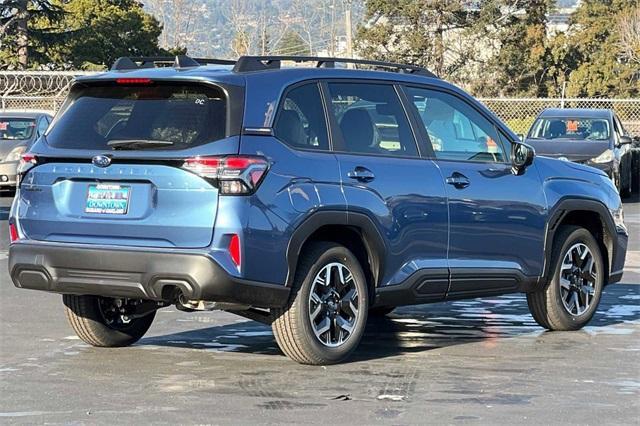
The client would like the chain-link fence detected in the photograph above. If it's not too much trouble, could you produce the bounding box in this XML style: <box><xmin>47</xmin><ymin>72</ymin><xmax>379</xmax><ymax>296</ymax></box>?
<box><xmin>0</xmin><ymin>71</ymin><xmax>93</xmax><ymax>113</ymax></box>
<box><xmin>2</xmin><ymin>71</ymin><xmax>639</xmax><ymax>136</ymax></box>
<box><xmin>479</xmin><ymin>98</ymin><xmax>640</xmax><ymax>136</ymax></box>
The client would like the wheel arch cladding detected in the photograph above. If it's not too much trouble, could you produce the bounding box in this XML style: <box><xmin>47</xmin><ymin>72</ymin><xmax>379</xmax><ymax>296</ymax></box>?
<box><xmin>545</xmin><ymin>198</ymin><xmax>616</xmax><ymax>284</ymax></box>
<box><xmin>285</xmin><ymin>211</ymin><xmax>386</xmax><ymax>298</ymax></box>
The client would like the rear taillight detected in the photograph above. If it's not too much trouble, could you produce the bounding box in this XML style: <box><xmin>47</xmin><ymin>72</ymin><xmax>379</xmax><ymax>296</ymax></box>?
<box><xmin>17</xmin><ymin>153</ymin><xmax>38</xmax><ymax>186</ymax></box>
<box><xmin>9</xmin><ymin>222</ymin><xmax>19</xmax><ymax>243</ymax></box>
<box><xmin>182</xmin><ymin>156</ymin><xmax>268</xmax><ymax>195</ymax></box>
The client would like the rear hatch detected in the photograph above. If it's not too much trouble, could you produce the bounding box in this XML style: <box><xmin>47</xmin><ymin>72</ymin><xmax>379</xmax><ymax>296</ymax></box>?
<box><xmin>15</xmin><ymin>79</ymin><xmax>243</xmax><ymax>248</ymax></box>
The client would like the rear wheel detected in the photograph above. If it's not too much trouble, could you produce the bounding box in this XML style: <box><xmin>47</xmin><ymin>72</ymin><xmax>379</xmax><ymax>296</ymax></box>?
<box><xmin>63</xmin><ymin>295</ymin><xmax>156</xmax><ymax>347</ymax></box>
<box><xmin>527</xmin><ymin>226</ymin><xmax>604</xmax><ymax>331</ymax></box>
<box><xmin>271</xmin><ymin>242</ymin><xmax>369</xmax><ymax>365</ymax></box>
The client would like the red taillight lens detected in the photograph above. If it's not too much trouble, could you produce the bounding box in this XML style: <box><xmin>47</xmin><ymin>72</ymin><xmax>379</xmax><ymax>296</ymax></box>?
<box><xmin>229</xmin><ymin>234</ymin><xmax>241</xmax><ymax>268</ymax></box>
<box><xmin>20</xmin><ymin>153</ymin><xmax>37</xmax><ymax>165</ymax></box>
<box><xmin>116</xmin><ymin>78</ymin><xmax>153</xmax><ymax>85</ymax></box>
<box><xmin>182</xmin><ymin>157</ymin><xmax>221</xmax><ymax>177</ymax></box>
<box><xmin>182</xmin><ymin>156</ymin><xmax>268</xmax><ymax>195</ymax></box>
<box><xmin>9</xmin><ymin>223</ymin><xmax>19</xmax><ymax>243</ymax></box>
<box><xmin>17</xmin><ymin>153</ymin><xmax>38</xmax><ymax>186</ymax></box>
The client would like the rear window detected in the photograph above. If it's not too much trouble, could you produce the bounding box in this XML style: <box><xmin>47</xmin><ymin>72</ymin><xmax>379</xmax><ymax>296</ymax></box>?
<box><xmin>528</xmin><ymin>117</ymin><xmax>610</xmax><ymax>141</ymax></box>
<box><xmin>47</xmin><ymin>83</ymin><xmax>227</xmax><ymax>150</ymax></box>
<box><xmin>0</xmin><ymin>118</ymin><xmax>36</xmax><ymax>140</ymax></box>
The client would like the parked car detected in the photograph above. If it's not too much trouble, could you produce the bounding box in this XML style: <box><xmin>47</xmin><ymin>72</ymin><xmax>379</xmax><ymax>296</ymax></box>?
<box><xmin>8</xmin><ymin>56</ymin><xmax>628</xmax><ymax>364</ymax></box>
<box><xmin>524</xmin><ymin>108</ymin><xmax>635</xmax><ymax>197</ymax></box>
<box><xmin>0</xmin><ymin>111</ymin><xmax>53</xmax><ymax>190</ymax></box>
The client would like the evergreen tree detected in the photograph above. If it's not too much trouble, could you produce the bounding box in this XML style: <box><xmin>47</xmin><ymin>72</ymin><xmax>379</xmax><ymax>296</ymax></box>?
<box><xmin>355</xmin><ymin>0</ymin><xmax>476</xmax><ymax>78</ymax></box>
<box><xmin>0</xmin><ymin>0</ymin><xmax>65</xmax><ymax>69</ymax></box>
<box><xmin>276</xmin><ymin>30</ymin><xmax>310</xmax><ymax>56</ymax></box>
<box><xmin>1</xmin><ymin>0</ymin><xmax>166</xmax><ymax>69</ymax></box>
<box><xmin>470</xmin><ymin>0</ymin><xmax>554</xmax><ymax>97</ymax></box>
<box><xmin>563</xmin><ymin>0</ymin><xmax>639</xmax><ymax>97</ymax></box>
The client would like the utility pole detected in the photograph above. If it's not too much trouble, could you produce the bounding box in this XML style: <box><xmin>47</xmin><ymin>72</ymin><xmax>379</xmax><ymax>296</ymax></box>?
<box><xmin>330</xmin><ymin>0</ymin><xmax>336</xmax><ymax>56</ymax></box>
<box><xmin>344</xmin><ymin>0</ymin><xmax>353</xmax><ymax>58</ymax></box>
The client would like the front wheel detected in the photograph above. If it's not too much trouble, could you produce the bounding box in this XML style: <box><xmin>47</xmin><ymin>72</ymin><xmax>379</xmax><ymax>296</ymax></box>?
<box><xmin>527</xmin><ymin>226</ymin><xmax>604</xmax><ymax>331</ymax></box>
<box><xmin>271</xmin><ymin>242</ymin><xmax>369</xmax><ymax>365</ymax></box>
<box><xmin>63</xmin><ymin>295</ymin><xmax>156</xmax><ymax>347</ymax></box>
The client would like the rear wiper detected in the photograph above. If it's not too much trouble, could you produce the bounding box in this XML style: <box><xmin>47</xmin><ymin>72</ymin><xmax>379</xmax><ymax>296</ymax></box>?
<box><xmin>107</xmin><ymin>139</ymin><xmax>174</xmax><ymax>150</ymax></box>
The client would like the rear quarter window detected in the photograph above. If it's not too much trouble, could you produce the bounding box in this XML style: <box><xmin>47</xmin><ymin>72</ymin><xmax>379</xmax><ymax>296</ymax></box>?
<box><xmin>47</xmin><ymin>83</ymin><xmax>228</xmax><ymax>150</ymax></box>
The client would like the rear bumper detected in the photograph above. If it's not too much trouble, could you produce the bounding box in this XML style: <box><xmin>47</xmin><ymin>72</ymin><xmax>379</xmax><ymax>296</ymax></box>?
<box><xmin>8</xmin><ymin>242</ymin><xmax>290</xmax><ymax>308</ymax></box>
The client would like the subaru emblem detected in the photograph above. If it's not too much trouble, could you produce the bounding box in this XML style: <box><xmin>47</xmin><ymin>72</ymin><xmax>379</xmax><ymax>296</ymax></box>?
<box><xmin>92</xmin><ymin>155</ymin><xmax>111</xmax><ymax>168</ymax></box>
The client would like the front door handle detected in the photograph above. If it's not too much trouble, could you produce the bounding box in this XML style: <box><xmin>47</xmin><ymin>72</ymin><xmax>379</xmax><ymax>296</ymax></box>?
<box><xmin>347</xmin><ymin>166</ymin><xmax>375</xmax><ymax>183</ymax></box>
<box><xmin>446</xmin><ymin>172</ymin><xmax>470</xmax><ymax>189</ymax></box>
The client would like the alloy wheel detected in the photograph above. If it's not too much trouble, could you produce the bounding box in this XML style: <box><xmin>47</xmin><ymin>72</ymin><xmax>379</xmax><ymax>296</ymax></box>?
<box><xmin>308</xmin><ymin>262</ymin><xmax>360</xmax><ymax>347</ymax></box>
<box><xmin>559</xmin><ymin>243</ymin><xmax>598</xmax><ymax>316</ymax></box>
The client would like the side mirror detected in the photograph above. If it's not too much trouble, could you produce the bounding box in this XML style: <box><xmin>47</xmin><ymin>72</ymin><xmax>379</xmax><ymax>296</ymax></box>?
<box><xmin>618</xmin><ymin>135</ymin><xmax>632</xmax><ymax>146</ymax></box>
<box><xmin>511</xmin><ymin>143</ymin><xmax>535</xmax><ymax>175</ymax></box>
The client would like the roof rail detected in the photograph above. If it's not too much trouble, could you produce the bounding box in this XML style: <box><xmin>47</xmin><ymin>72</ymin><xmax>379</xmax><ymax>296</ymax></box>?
<box><xmin>111</xmin><ymin>55</ymin><xmax>236</xmax><ymax>71</ymax></box>
<box><xmin>232</xmin><ymin>55</ymin><xmax>437</xmax><ymax>78</ymax></box>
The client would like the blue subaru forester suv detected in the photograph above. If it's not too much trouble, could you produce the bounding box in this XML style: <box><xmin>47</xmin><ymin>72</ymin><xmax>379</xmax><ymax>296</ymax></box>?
<box><xmin>8</xmin><ymin>56</ymin><xmax>628</xmax><ymax>364</ymax></box>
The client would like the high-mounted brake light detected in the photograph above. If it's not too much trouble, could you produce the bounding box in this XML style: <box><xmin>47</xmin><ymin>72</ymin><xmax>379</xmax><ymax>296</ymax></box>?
<box><xmin>115</xmin><ymin>78</ymin><xmax>153</xmax><ymax>85</ymax></box>
<box><xmin>182</xmin><ymin>156</ymin><xmax>269</xmax><ymax>195</ymax></box>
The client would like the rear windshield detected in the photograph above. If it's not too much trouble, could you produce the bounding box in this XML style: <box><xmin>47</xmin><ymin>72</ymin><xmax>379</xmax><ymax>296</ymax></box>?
<box><xmin>46</xmin><ymin>83</ymin><xmax>227</xmax><ymax>150</ymax></box>
<box><xmin>528</xmin><ymin>117</ymin><xmax>610</xmax><ymax>141</ymax></box>
<box><xmin>0</xmin><ymin>118</ymin><xmax>36</xmax><ymax>140</ymax></box>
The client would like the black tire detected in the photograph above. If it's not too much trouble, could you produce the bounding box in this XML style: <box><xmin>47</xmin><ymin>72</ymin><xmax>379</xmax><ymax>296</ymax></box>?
<box><xmin>271</xmin><ymin>242</ymin><xmax>369</xmax><ymax>365</ymax></box>
<box><xmin>369</xmin><ymin>306</ymin><xmax>395</xmax><ymax>317</ymax></box>
<box><xmin>63</xmin><ymin>295</ymin><xmax>156</xmax><ymax>347</ymax></box>
<box><xmin>620</xmin><ymin>161</ymin><xmax>632</xmax><ymax>198</ymax></box>
<box><xmin>527</xmin><ymin>226</ymin><xmax>604</xmax><ymax>331</ymax></box>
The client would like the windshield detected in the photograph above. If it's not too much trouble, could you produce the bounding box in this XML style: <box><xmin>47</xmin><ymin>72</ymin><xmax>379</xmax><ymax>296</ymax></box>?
<box><xmin>0</xmin><ymin>118</ymin><xmax>36</xmax><ymax>140</ymax></box>
<box><xmin>47</xmin><ymin>83</ymin><xmax>227</xmax><ymax>150</ymax></box>
<box><xmin>528</xmin><ymin>117</ymin><xmax>610</xmax><ymax>141</ymax></box>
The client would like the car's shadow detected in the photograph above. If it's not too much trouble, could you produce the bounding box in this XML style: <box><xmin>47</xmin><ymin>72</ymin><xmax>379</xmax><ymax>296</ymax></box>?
<box><xmin>139</xmin><ymin>283</ymin><xmax>640</xmax><ymax>362</ymax></box>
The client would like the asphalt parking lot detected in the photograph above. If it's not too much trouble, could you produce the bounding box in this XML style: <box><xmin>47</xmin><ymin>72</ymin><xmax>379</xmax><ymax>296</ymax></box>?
<box><xmin>0</xmin><ymin>192</ymin><xmax>638</xmax><ymax>425</ymax></box>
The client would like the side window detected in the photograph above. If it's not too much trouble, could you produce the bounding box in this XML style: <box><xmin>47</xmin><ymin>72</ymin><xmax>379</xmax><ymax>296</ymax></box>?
<box><xmin>405</xmin><ymin>86</ymin><xmax>506</xmax><ymax>162</ymax></box>
<box><xmin>274</xmin><ymin>83</ymin><xmax>329</xmax><ymax>151</ymax></box>
<box><xmin>326</xmin><ymin>83</ymin><xmax>418</xmax><ymax>157</ymax></box>
<box><xmin>613</xmin><ymin>115</ymin><xmax>627</xmax><ymax>137</ymax></box>
<box><xmin>37</xmin><ymin>118</ymin><xmax>49</xmax><ymax>137</ymax></box>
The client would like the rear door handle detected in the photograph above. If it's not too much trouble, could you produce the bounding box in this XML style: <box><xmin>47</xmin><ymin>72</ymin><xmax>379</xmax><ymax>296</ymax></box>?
<box><xmin>347</xmin><ymin>167</ymin><xmax>375</xmax><ymax>183</ymax></box>
<box><xmin>446</xmin><ymin>172</ymin><xmax>470</xmax><ymax>189</ymax></box>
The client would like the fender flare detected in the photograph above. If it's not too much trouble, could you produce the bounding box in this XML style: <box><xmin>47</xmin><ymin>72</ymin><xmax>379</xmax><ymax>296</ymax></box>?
<box><xmin>541</xmin><ymin>197</ymin><xmax>617</xmax><ymax>283</ymax></box>
<box><xmin>285</xmin><ymin>210</ymin><xmax>387</xmax><ymax>287</ymax></box>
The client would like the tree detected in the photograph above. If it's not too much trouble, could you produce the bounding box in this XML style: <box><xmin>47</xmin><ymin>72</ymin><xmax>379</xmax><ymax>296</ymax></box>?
<box><xmin>276</xmin><ymin>29</ymin><xmax>310</xmax><ymax>56</ymax></box>
<box><xmin>617</xmin><ymin>6</ymin><xmax>640</xmax><ymax>65</ymax></box>
<box><xmin>1</xmin><ymin>0</ymin><xmax>166</xmax><ymax>69</ymax></box>
<box><xmin>62</xmin><ymin>0</ymin><xmax>164</xmax><ymax>68</ymax></box>
<box><xmin>465</xmin><ymin>0</ymin><xmax>555</xmax><ymax>97</ymax></box>
<box><xmin>562</xmin><ymin>0</ymin><xmax>639</xmax><ymax>97</ymax></box>
<box><xmin>355</xmin><ymin>0</ymin><xmax>477</xmax><ymax>78</ymax></box>
<box><xmin>0</xmin><ymin>0</ymin><xmax>65</xmax><ymax>69</ymax></box>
